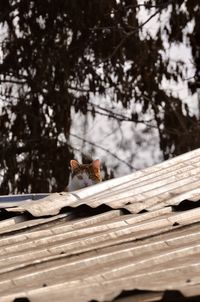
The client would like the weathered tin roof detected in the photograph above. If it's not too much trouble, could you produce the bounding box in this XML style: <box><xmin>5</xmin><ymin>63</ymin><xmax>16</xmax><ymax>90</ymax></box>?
<box><xmin>0</xmin><ymin>148</ymin><xmax>200</xmax><ymax>301</ymax></box>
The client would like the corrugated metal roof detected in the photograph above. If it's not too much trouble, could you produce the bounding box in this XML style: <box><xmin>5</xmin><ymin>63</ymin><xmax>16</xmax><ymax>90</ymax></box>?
<box><xmin>0</xmin><ymin>148</ymin><xmax>200</xmax><ymax>301</ymax></box>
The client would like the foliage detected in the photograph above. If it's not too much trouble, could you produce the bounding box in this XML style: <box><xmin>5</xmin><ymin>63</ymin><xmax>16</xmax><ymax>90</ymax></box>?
<box><xmin>0</xmin><ymin>0</ymin><xmax>199</xmax><ymax>193</ymax></box>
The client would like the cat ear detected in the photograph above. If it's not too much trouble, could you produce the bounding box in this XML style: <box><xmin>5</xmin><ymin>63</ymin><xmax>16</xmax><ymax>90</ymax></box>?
<box><xmin>70</xmin><ymin>160</ymin><xmax>80</xmax><ymax>171</ymax></box>
<box><xmin>92</xmin><ymin>159</ymin><xmax>100</xmax><ymax>170</ymax></box>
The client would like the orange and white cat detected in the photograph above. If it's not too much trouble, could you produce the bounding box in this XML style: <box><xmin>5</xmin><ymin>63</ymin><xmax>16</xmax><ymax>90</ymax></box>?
<box><xmin>67</xmin><ymin>159</ymin><xmax>102</xmax><ymax>192</ymax></box>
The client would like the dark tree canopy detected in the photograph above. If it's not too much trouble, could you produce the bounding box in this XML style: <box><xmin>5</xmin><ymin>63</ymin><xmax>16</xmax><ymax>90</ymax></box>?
<box><xmin>0</xmin><ymin>0</ymin><xmax>199</xmax><ymax>194</ymax></box>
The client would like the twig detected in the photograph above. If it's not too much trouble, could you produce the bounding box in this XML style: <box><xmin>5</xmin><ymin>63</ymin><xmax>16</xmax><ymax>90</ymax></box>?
<box><xmin>0</xmin><ymin>79</ymin><xmax>26</xmax><ymax>85</ymax></box>
<box><xmin>100</xmin><ymin>1</ymin><xmax>172</xmax><ymax>64</ymax></box>
<box><xmin>70</xmin><ymin>132</ymin><xmax>136</xmax><ymax>170</ymax></box>
<box><xmin>88</xmin><ymin>102</ymin><xmax>156</xmax><ymax>128</ymax></box>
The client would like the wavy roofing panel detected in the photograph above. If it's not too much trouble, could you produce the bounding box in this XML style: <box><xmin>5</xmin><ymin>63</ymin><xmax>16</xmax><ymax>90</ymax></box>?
<box><xmin>0</xmin><ymin>148</ymin><xmax>200</xmax><ymax>301</ymax></box>
<box><xmin>0</xmin><ymin>207</ymin><xmax>199</xmax><ymax>301</ymax></box>
<box><xmin>2</xmin><ymin>148</ymin><xmax>200</xmax><ymax>216</ymax></box>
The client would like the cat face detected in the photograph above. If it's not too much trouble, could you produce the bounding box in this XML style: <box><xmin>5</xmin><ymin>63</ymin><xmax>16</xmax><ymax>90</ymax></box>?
<box><xmin>67</xmin><ymin>159</ymin><xmax>102</xmax><ymax>191</ymax></box>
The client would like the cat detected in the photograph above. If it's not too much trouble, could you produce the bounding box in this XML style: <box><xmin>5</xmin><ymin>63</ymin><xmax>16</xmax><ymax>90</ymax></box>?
<box><xmin>66</xmin><ymin>159</ymin><xmax>102</xmax><ymax>192</ymax></box>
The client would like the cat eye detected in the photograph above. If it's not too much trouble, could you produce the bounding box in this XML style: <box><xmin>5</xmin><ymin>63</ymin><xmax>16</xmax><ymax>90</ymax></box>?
<box><xmin>77</xmin><ymin>175</ymin><xmax>83</xmax><ymax>180</ymax></box>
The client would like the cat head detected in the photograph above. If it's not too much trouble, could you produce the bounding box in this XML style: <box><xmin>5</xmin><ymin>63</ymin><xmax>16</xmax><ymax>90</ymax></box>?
<box><xmin>68</xmin><ymin>159</ymin><xmax>102</xmax><ymax>191</ymax></box>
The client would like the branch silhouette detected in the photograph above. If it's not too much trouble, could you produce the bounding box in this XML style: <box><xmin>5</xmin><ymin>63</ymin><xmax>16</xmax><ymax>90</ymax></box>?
<box><xmin>70</xmin><ymin>133</ymin><xmax>136</xmax><ymax>170</ymax></box>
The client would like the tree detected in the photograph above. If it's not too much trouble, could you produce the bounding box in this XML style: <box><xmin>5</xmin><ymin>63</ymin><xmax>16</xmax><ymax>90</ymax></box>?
<box><xmin>0</xmin><ymin>0</ymin><xmax>199</xmax><ymax>194</ymax></box>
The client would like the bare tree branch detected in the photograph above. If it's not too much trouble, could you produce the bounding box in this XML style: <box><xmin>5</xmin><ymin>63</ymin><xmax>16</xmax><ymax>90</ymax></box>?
<box><xmin>70</xmin><ymin>132</ymin><xmax>136</xmax><ymax>170</ymax></box>
<box><xmin>88</xmin><ymin>102</ymin><xmax>156</xmax><ymax>128</ymax></box>
<box><xmin>100</xmin><ymin>1</ymin><xmax>172</xmax><ymax>63</ymax></box>
<box><xmin>0</xmin><ymin>79</ymin><xmax>26</xmax><ymax>85</ymax></box>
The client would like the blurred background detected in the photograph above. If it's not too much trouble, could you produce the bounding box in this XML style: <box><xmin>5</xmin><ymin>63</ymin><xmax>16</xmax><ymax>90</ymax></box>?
<box><xmin>0</xmin><ymin>0</ymin><xmax>199</xmax><ymax>194</ymax></box>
